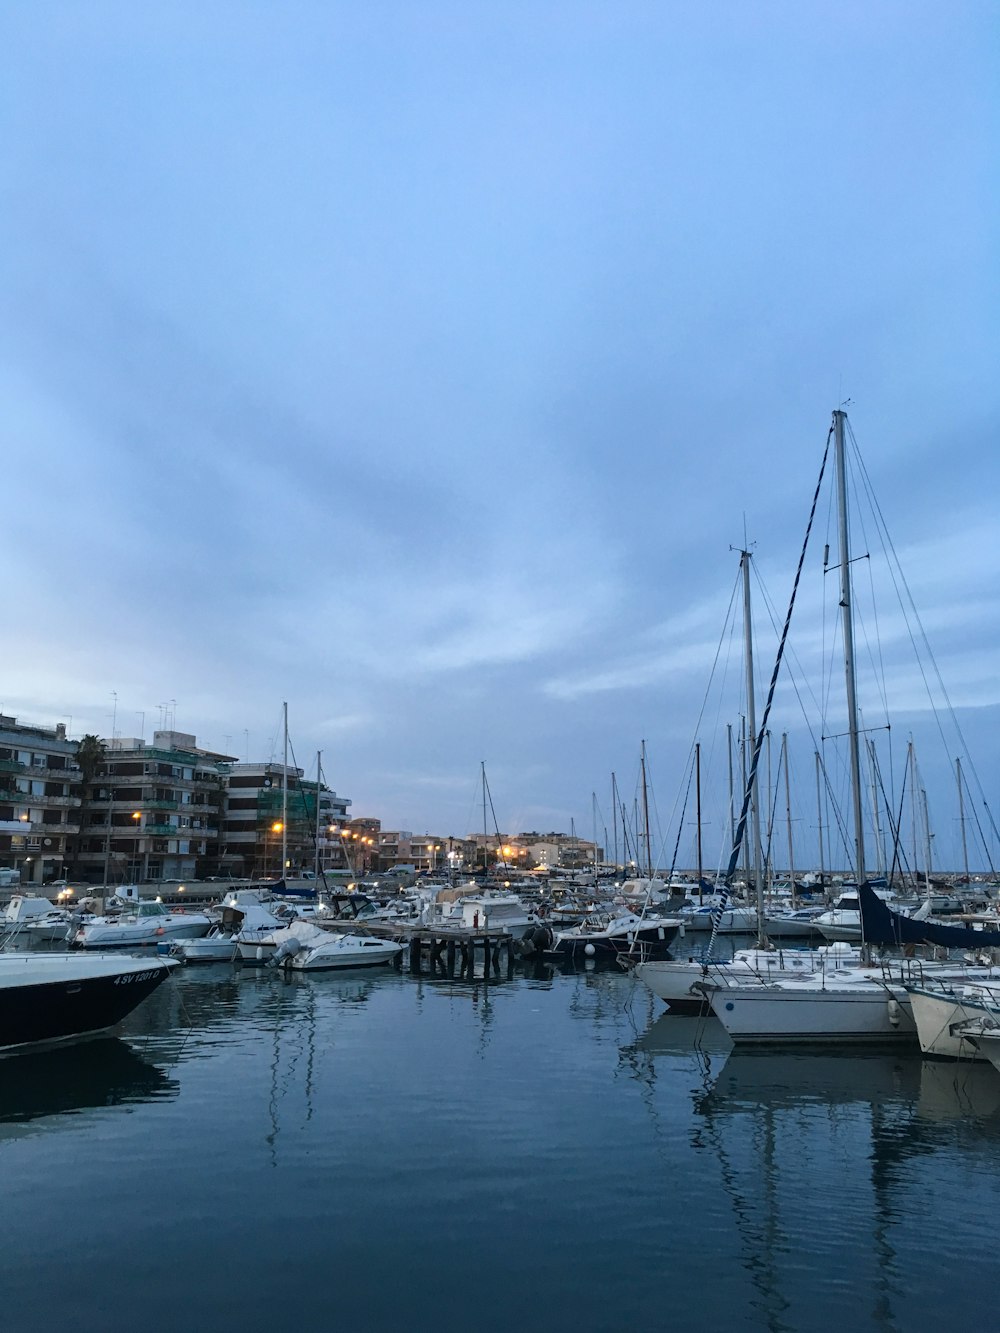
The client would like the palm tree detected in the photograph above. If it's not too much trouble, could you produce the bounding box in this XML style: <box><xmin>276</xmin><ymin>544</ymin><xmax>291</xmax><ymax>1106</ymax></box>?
<box><xmin>69</xmin><ymin>735</ymin><xmax>106</xmax><ymax>880</ymax></box>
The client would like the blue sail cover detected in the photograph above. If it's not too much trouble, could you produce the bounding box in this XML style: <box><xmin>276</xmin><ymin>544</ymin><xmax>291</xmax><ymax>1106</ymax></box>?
<box><xmin>858</xmin><ymin>881</ymin><xmax>1000</xmax><ymax>949</ymax></box>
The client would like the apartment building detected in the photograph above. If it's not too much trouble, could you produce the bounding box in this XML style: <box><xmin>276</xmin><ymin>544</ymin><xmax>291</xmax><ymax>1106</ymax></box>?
<box><xmin>74</xmin><ymin>730</ymin><xmax>233</xmax><ymax>884</ymax></box>
<box><xmin>0</xmin><ymin>715</ymin><xmax>81</xmax><ymax>885</ymax></box>
<box><xmin>222</xmin><ymin>764</ymin><xmax>352</xmax><ymax>878</ymax></box>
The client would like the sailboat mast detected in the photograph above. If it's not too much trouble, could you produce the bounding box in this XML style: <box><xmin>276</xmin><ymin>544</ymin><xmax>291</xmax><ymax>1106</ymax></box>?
<box><xmin>727</xmin><ymin>723</ymin><xmax>735</xmax><ymax>853</ymax></box>
<box><xmin>592</xmin><ymin>791</ymin><xmax>599</xmax><ymax>885</ymax></box>
<box><xmin>833</xmin><ymin>409</ymin><xmax>866</xmax><ymax>884</ymax></box>
<box><xmin>640</xmin><ymin>741</ymin><xmax>653</xmax><ymax>879</ymax></box>
<box><xmin>908</xmin><ymin>740</ymin><xmax>920</xmax><ymax>889</ymax></box>
<box><xmin>921</xmin><ymin>787</ymin><xmax>933</xmax><ymax>891</ymax></box>
<box><xmin>815</xmin><ymin>750</ymin><xmax>826</xmax><ymax>887</ymax></box>
<box><xmin>868</xmin><ymin>739</ymin><xmax>884</xmax><ymax>881</ymax></box>
<box><xmin>281</xmin><ymin>701</ymin><xmax>288</xmax><ymax>878</ymax></box>
<box><xmin>481</xmin><ymin>761</ymin><xmax>487</xmax><ymax>876</ymax></box>
<box><xmin>611</xmin><ymin>772</ymin><xmax>619</xmax><ymax>871</ymax></box>
<box><xmin>957</xmin><ymin>757</ymin><xmax>970</xmax><ymax>885</ymax></box>
<box><xmin>314</xmin><ymin>750</ymin><xmax>322</xmax><ymax>880</ymax></box>
<box><xmin>695</xmin><ymin>741</ymin><xmax>704</xmax><ymax>904</ymax></box>
<box><xmin>782</xmin><ymin>733</ymin><xmax>795</xmax><ymax>907</ymax></box>
<box><xmin>740</xmin><ymin>549</ymin><xmax>765</xmax><ymax>924</ymax></box>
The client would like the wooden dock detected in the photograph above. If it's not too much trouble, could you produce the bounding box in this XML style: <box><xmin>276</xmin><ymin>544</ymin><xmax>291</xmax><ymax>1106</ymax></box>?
<box><xmin>339</xmin><ymin>921</ymin><xmax>518</xmax><ymax>979</ymax></box>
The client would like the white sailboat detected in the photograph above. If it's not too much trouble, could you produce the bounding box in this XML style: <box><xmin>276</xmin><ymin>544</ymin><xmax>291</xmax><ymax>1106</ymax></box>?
<box><xmin>707</xmin><ymin>411</ymin><xmax>994</xmax><ymax>1045</ymax></box>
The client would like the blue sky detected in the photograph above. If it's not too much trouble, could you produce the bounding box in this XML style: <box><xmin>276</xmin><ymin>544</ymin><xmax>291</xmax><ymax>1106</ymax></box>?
<box><xmin>2</xmin><ymin>2</ymin><xmax>998</xmax><ymax>868</ymax></box>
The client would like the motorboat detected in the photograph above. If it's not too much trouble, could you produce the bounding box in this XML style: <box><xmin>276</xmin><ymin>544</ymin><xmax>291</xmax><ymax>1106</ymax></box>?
<box><xmin>814</xmin><ymin>888</ymin><xmax>926</xmax><ymax>943</ymax></box>
<box><xmin>430</xmin><ymin>891</ymin><xmax>540</xmax><ymax>937</ymax></box>
<box><xmin>675</xmin><ymin>897</ymin><xmax>758</xmax><ymax>934</ymax></box>
<box><xmin>3</xmin><ymin>894</ymin><xmax>74</xmax><ymax>942</ymax></box>
<box><xmin>549</xmin><ymin>911</ymin><xmax>682</xmax><ymax>961</ymax></box>
<box><xmin>74</xmin><ymin>897</ymin><xmax>212</xmax><ymax>949</ymax></box>
<box><xmin>169</xmin><ymin>902</ymin><xmax>285</xmax><ymax>964</ymax></box>
<box><xmin>236</xmin><ymin>920</ymin><xmax>330</xmax><ymax>966</ymax></box>
<box><xmin>0</xmin><ymin>952</ymin><xmax>178</xmax><ymax>1052</ymax></box>
<box><xmin>762</xmin><ymin>905</ymin><xmax>826</xmax><ymax>940</ymax></box>
<box><xmin>273</xmin><ymin>932</ymin><xmax>404</xmax><ymax>972</ymax></box>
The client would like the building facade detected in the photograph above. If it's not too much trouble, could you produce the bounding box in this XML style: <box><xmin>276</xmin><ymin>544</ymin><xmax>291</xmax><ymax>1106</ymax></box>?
<box><xmin>0</xmin><ymin>716</ymin><xmax>81</xmax><ymax>885</ymax></box>
<box><xmin>72</xmin><ymin>731</ymin><xmax>233</xmax><ymax>884</ymax></box>
<box><xmin>222</xmin><ymin>764</ymin><xmax>352</xmax><ymax>878</ymax></box>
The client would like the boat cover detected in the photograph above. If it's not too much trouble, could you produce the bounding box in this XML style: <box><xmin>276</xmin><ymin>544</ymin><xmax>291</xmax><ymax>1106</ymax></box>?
<box><xmin>858</xmin><ymin>881</ymin><xmax>1000</xmax><ymax>949</ymax></box>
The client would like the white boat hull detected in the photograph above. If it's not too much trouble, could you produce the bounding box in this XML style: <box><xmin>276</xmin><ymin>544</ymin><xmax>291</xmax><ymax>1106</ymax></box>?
<box><xmin>636</xmin><ymin>947</ymin><xmax>860</xmax><ymax>1011</ymax></box>
<box><xmin>679</xmin><ymin>908</ymin><xmax>758</xmax><ymax>934</ymax></box>
<box><xmin>289</xmin><ymin>936</ymin><xmax>404</xmax><ymax>971</ymax></box>
<box><xmin>169</xmin><ymin>938</ymin><xmax>239</xmax><ymax>963</ymax></box>
<box><xmin>78</xmin><ymin>917</ymin><xmax>210</xmax><ymax>948</ymax></box>
<box><xmin>906</xmin><ymin>987</ymin><xmax>998</xmax><ymax>1062</ymax></box>
<box><xmin>708</xmin><ymin>982</ymin><xmax>917</xmax><ymax>1044</ymax></box>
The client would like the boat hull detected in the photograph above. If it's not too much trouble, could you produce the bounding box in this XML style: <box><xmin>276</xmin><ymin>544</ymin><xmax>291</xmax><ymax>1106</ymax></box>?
<box><xmin>0</xmin><ymin>957</ymin><xmax>176</xmax><ymax>1051</ymax></box>
<box><xmin>708</xmin><ymin>983</ymin><xmax>917</xmax><ymax>1045</ymax></box>
<box><xmin>289</xmin><ymin>941</ymin><xmax>404</xmax><ymax>971</ymax></box>
<box><xmin>906</xmin><ymin>987</ymin><xmax>997</xmax><ymax>1062</ymax></box>
<box><xmin>552</xmin><ymin>920</ymin><xmax>681</xmax><ymax>960</ymax></box>
<box><xmin>77</xmin><ymin>917</ymin><xmax>210</xmax><ymax>948</ymax></box>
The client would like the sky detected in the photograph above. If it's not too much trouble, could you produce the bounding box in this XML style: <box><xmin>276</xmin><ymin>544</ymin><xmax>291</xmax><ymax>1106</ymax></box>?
<box><xmin>2</xmin><ymin>2</ymin><xmax>998</xmax><ymax>869</ymax></box>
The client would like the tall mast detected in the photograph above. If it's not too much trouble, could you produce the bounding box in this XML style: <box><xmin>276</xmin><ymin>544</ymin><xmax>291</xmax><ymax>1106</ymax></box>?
<box><xmin>726</xmin><ymin>723</ymin><xmax>735</xmax><ymax>855</ymax></box>
<box><xmin>868</xmin><ymin>739</ymin><xmax>884</xmax><ymax>880</ymax></box>
<box><xmin>611</xmin><ymin>772</ymin><xmax>619</xmax><ymax>871</ymax></box>
<box><xmin>314</xmin><ymin>750</ymin><xmax>322</xmax><ymax>880</ymax></box>
<box><xmin>481</xmin><ymin>760</ymin><xmax>487</xmax><ymax>876</ymax></box>
<box><xmin>782</xmin><ymin>733</ymin><xmax>795</xmax><ymax>907</ymax></box>
<box><xmin>921</xmin><ymin>787</ymin><xmax>933</xmax><ymax>892</ymax></box>
<box><xmin>592</xmin><ymin>791</ymin><xmax>599</xmax><ymax>886</ymax></box>
<box><xmin>833</xmin><ymin>409</ymin><xmax>866</xmax><ymax>884</ymax></box>
<box><xmin>640</xmin><ymin>740</ymin><xmax>653</xmax><ymax>879</ymax></box>
<box><xmin>740</xmin><ymin>549</ymin><xmax>765</xmax><ymax>929</ymax></box>
<box><xmin>957</xmin><ymin>757</ymin><xmax>970</xmax><ymax>885</ymax></box>
<box><xmin>908</xmin><ymin>740</ymin><xmax>920</xmax><ymax>889</ymax></box>
<box><xmin>814</xmin><ymin>750</ymin><xmax>826</xmax><ymax>888</ymax></box>
<box><xmin>281</xmin><ymin>701</ymin><xmax>288</xmax><ymax>879</ymax></box>
<box><xmin>695</xmin><ymin>742</ymin><xmax>704</xmax><ymax>904</ymax></box>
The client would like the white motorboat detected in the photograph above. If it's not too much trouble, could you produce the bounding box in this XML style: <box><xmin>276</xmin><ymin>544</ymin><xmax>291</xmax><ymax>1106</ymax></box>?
<box><xmin>814</xmin><ymin>888</ymin><xmax>925</xmax><ymax>943</ymax></box>
<box><xmin>2</xmin><ymin>894</ymin><xmax>73</xmax><ymax>942</ymax></box>
<box><xmin>280</xmin><ymin>932</ymin><xmax>404</xmax><ymax>971</ymax></box>
<box><xmin>236</xmin><ymin>920</ymin><xmax>330</xmax><ymax>965</ymax></box>
<box><xmin>169</xmin><ymin>903</ymin><xmax>285</xmax><ymax>964</ymax></box>
<box><xmin>676</xmin><ymin>898</ymin><xmax>758</xmax><ymax>934</ymax></box>
<box><xmin>430</xmin><ymin>892</ymin><xmax>540</xmax><ymax>937</ymax></box>
<box><xmin>0</xmin><ymin>952</ymin><xmax>178</xmax><ymax>1051</ymax></box>
<box><xmin>75</xmin><ymin>898</ymin><xmax>212</xmax><ymax>949</ymax></box>
<box><xmin>762</xmin><ymin>905</ymin><xmax>826</xmax><ymax>940</ymax></box>
<box><xmin>550</xmin><ymin>911</ymin><xmax>682</xmax><ymax>961</ymax></box>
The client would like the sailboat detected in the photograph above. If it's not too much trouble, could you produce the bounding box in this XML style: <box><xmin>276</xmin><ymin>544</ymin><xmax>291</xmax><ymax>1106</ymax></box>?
<box><xmin>707</xmin><ymin>411</ymin><xmax>999</xmax><ymax>1044</ymax></box>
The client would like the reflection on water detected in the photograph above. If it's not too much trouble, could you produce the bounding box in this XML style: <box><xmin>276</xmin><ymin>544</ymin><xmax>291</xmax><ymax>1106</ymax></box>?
<box><xmin>3</xmin><ymin>965</ymin><xmax>1000</xmax><ymax>1333</ymax></box>
<box><xmin>0</xmin><ymin>1037</ymin><xmax>177</xmax><ymax>1137</ymax></box>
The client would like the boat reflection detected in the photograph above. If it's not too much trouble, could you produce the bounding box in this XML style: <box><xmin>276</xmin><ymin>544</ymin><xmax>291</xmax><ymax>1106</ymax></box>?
<box><xmin>0</xmin><ymin>1037</ymin><xmax>177</xmax><ymax>1138</ymax></box>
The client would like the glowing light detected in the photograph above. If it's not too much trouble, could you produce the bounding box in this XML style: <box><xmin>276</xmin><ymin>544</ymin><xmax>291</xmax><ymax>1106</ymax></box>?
<box><xmin>271</xmin><ymin>822</ymin><xmax>284</xmax><ymax>833</ymax></box>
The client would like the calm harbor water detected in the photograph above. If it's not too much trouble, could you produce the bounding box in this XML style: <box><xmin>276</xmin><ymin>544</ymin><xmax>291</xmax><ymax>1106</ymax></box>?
<box><xmin>4</xmin><ymin>961</ymin><xmax>1000</xmax><ymax>1332</ymax></box>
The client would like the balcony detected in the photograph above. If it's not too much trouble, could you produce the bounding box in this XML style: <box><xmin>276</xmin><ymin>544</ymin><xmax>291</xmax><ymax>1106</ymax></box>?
<box><xmin>143</xmin><ymin>799</ymin><xmax>179</xmax><ymax>811</ymax></box>
<box><xmin>143</xmin><ymin>823</ymin><xmax>177</xmax><ymax>836</ymax></box>
<box><xmin>0</xmin><ymin>758</ymin><xmax>25</xmax><ymax>774</ymax></box>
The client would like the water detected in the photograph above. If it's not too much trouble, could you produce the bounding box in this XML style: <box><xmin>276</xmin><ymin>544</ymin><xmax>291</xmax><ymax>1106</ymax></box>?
<box><xmin>3</xmin><ymin>961</ymin><xmax>999</xmax><ymax>1332</ymax></box>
